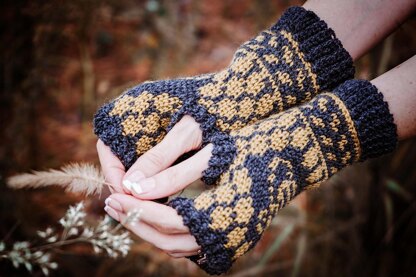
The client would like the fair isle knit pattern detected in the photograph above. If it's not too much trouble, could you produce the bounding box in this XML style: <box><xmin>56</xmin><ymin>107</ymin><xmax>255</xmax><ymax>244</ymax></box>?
<box><xmin>93</xmin><ymin>7</ymin><xmax>354</xmax><ymax>174</ymax></box>
<box><xmin>169</xmin><ymin>80</ymin><xmax>398</xmax><ymax>275</ymax></box>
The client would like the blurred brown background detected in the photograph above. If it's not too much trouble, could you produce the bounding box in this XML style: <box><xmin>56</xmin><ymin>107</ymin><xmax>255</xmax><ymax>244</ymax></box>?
<box><xmin>1</xmin><ymin>0</ymin><xmax>416</xmax><ymax>276</ymax></box>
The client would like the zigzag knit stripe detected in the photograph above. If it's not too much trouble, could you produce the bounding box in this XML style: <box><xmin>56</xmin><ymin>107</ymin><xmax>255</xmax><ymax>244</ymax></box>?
<box><xmin>169</xmin><ymin>80</ymin><xmax>397</xmax><ymax>275</ymax></box>
<box><xmin>93</xmin><ymin>6</ymin><xmax>354</xmax><ymax>175</ymax></box>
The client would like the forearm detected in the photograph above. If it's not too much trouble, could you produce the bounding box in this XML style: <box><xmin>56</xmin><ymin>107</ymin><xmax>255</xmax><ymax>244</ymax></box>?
<box><xmin>303</xmin><ymin>0</ymin><xmax>416</xmax><ymax>60</ymax></box>
<box><xmin>372</xmin><ymin>55</ymin><xmax>416</xmax><ymax>140</ymax></box>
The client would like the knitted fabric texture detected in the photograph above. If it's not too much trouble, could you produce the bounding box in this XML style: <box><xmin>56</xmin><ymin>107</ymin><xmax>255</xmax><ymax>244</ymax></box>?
<box><xmin>169</xmin><ymin>80</ymin><xmax>397</xmax><ymax>275</ymax></box>
<box><xmin>93</xmin><ymin>6</ymin><xmax>354</xmax><ymax>175</ymax></box>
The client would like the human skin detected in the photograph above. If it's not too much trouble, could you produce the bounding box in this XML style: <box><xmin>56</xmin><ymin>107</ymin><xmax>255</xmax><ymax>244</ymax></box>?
<box><xmin>98</xmin><ymin>1</ymin><xmax>416</xmax><ymax>258</ymax></box>
<box><xmin>303</xmin><ymin>0</ymin><xmax>416</xmax><ymax>60</ymax></box>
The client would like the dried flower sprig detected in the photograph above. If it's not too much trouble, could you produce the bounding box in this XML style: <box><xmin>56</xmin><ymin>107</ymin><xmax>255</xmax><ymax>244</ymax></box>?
<box><xmin>6</xmin><ymin>163</ymin><xmax>114</xmax><ymax>196</ymax></box>
<box><xmin>0</xmin><ymin>241</ymin><xmax>57</xmax><ymax>275</ymax></box>
<box><xmin>0</xmin><ymin>202</ymin><xmax>141</xmax><ymax>275</ymax></box>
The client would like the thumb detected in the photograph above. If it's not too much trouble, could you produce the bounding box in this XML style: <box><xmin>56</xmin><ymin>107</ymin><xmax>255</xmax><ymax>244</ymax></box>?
<box><xmin>126</xmin><ymin>144</ymin><xmax>212</xmax><ymax>200</ymax></box>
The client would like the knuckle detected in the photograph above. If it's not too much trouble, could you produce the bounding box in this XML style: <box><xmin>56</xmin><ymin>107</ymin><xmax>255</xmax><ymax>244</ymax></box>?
<box><xmin>153</xmin><ymin>218</ymin><xmax>171</xmax><ymax>233</ymax></box>
<box><xmin>157</xmin><ymin>241</ymin><xmax>175</xmax><ymax>252</ymax></box>
<box><xmin>175</xmin><ymin>116</ymin><xmax>200</xmax><ymax>134</ymax></box>
<box><xmin>167</xmin><ymin>116</ymin><xmax>202</xmax><ymax>151</ymax></box>
<box><xmin>180</xmin><ymin>115</ymin><xmax>197</xmax><ymax>126</ymax></box>
<box><xmin>167</xmin><ymin>253</ymin><xmax>182</xmax><ymax>259</ymax></box>
<box><xmin>144</xmin><ymin>149</ymin><xmax>166</xmax><ymax>168</ymax></box>
<box><xmin>165</xmin><ymin>167</ymin><xmax>178</xmax><ymax>187</ymax></box>
<box><xmin>189</xmin><ymin>129</ymin><xmax>203</xmax><ymax>149</ymax></box>
<box><xmin>155</xmin><ymin>223</ymin><xmax>179</xmax><ymax>234</ymax></box>
<box><xmin>183</xmin><ymin>117</ymin><xmax>201</xmax><ymax>134</ymax></box>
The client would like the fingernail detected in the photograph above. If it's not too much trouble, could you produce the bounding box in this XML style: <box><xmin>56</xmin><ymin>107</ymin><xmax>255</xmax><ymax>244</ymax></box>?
<box><xmin>131</xmin><ymin>178</ymin><xmax>156</xmax><ymax>195</ymax></box>
<box><xmin>123</xmin><ymin>171</ymin><xmax>146</xmax><ymax>192</ymax></box>
<box><xmin>104</xmin><ymin>205</ymin><xmax>119</xmax><ymax>221</ymax></box>
<box><xmin>122</xmin><ymin>180</ymin><xmax>133</xmax><ymax>192</ymax></box>
<box><xmin>105</xmin><ymin>197</ymin><xmax>123</xmax><ymax>212</ymax></box>
<box><xmin>104</xmin><ymin>197</ymin><xmax>111</xmax><ymax>206</ymax></box>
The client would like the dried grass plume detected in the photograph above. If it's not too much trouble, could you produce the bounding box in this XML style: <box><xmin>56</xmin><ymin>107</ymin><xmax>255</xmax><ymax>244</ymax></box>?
<box><xmin>7</xmin><ymin>163</ymin><xmax>113</xmax><ymax>196</ymax></box>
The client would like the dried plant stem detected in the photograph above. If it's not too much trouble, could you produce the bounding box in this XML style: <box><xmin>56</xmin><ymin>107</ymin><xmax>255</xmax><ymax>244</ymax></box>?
<box><xmin>0</xmin><ymin>202</ymin><xmax>140</xmax><ymax>275</ymax></box>
<box><xmin>32</xmin><ymin>238</ymin><xmax>89</xmax><ymax>252</ymax></box>
<box><xmin>37</xmin><ymin>216</ymin><xmax>134</xmax><ymax>252</ymax></box>
<box><xmin>7</xmin><ymin>163</ymin><xmax>115</xmax><ymax>196</ymax></box>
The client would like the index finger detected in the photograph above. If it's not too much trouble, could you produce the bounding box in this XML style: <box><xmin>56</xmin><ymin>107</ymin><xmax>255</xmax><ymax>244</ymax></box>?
<box><xmin>108</xmin><ymin>193</ymin><xmax>189</xmax><ymax>234</ymax></box>
<box><xmin>96</xmin><ymin>139</ymin><xmax>126</xmax><ymax>193</ymax></box>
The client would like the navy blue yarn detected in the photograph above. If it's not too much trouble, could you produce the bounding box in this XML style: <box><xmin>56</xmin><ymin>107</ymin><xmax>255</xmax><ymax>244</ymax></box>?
<box><xmin>169</xmin><ymin>79</ymin><xmax>398</xmax><ymax>275</ymax></box>
<box><xmin>164</xmin><ymin>78</ymin><xmax>238</xmax><ymax>185</ymax></box>
<box><xmin>169</xmin><ymin>197</ymin><xmax>234</xmax><ymax>275</ymax></box>
<box><xmin>94</xmin><ymin>6</ymin><xmax>354</xmax><ymax>176</ymax></box>
<box><xmin>94</xmin><ymin>76</ymin><xmax>210</xmax><ymax>169</ymax></box>
<box><xmin>302</xmin><ymin>94</ymin><xmax>359</xmax><ymax>173</ymax></box>
<box><xmin>275</xmin><ymin>7</ymin><xmax>355</xmax><ymax>90</ymax></box>
<box><xmin>93</xmin><ymin>102</ymin><xmax>139</xmax><ymax>168</ymax></box>
<box><xmin>333</xmin><ymin>80</ymin><xmax>398</xmax><ymax>160</ymax></box>
<box><xmin>94</xmin><ymin>8</ymin><xmax>359</xmax><ymax>272</ymax></box>
<box><xmin>168</xmin><ymin>6</ymin><xmax>355</xmax><ymax>184</ymax></box>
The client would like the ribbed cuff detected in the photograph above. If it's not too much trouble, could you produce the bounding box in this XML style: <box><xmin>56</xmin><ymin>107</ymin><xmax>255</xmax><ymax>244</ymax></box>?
<box><xmin>168</xmin><ymin>197</ymin><xmax>234</xmax><ymax>275</ymax></box>
<box><xmin>184</xmin><ymin>6</ymin><xmax>356</xmax><ymax>184</ymax></box>
<box><xmin>274</xmin><ymin>6</ymin><xmax>355</xmax><ymax>91</ymax></box>
<box><xmin>333</xmin><ymin>80</ymin><xmax>398</xmax><ymax>160</ymax></box>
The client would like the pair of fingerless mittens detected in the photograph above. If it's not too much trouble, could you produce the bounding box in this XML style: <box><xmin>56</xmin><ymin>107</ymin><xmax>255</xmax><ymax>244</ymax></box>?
<box><xmin>93</xmin><ymin>6</ymin><xmax>354</xmax><ymax>182</ymax></box>
<box><xmin>93</xmin><ymin>7</ymin><xmax>396</xmax><ymax>275</ymax></box>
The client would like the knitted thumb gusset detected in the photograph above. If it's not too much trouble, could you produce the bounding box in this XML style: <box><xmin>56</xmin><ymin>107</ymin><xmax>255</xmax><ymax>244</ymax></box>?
<box><xmin>169</xmin><ymin>80</ymin><xmax>398</xmax><ymax>275</ymax></box>
<box><xmin>93</xmin><ymin>6</ymin><xmax>354</xmax><ymax>172</ymax></box>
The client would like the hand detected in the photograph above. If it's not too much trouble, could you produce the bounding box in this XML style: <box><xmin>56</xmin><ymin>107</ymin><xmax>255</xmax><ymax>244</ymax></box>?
<box><xmin>96</xmin><ymin>139</ymin><xmax>126</xmax><ymax>193</ymax></box>
<box><xmin>101</xmin><ymin>115</ymin><xmax>214</xmax><ymax>257</ymax></box>
<box><xmin>104</xmin><ymin>193</ymin><xmax>200</xmax><ymax>258</ymax></box>
<box><xmin>97</xmin><ymin>115</ymin><xmax>211</xmax><ymax>196</ymax></box>
<box><xmin>96</xmin><ymin>112</ymin><xmax>209</xmax><ymax>195</ymax></box>
<box><xmin>116</xmin><ymin>115</ymin><xmax>212</xmax><ymax>200</ymax></box>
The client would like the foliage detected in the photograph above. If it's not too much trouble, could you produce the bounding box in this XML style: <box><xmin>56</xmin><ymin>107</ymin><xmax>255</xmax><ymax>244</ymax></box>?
<box><xmin>0</xmin><ymin>202</ymin><xmax>140</xmax><ymax>276</ymax></box>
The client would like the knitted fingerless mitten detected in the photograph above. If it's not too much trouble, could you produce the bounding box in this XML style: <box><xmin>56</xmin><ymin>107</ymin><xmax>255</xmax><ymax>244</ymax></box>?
<box><xmin>169</xmin><ymin>80</ymin><xmax>397</xmax><ymax>275</ymax></box>
<box><xmin>93</xmin><ymin>6</ymin><xmax>353</xmax><ymax>173</ymax></box>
